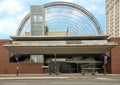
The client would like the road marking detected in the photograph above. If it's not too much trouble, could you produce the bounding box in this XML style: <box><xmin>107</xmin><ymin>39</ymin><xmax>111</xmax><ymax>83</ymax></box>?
<box><xmin>52</xmin><ymin>82</ymin><xmax>113</xmax><ymax>85</ymax></box>
<box><xmin>3</xmin><ymin>83</ymin><xmax>28</xmax><ymax>85</ymax></box>
<box><xmin>96</xmin><ymin>77</ymin><xmax>115</xmax><ymax>81</ymax></box>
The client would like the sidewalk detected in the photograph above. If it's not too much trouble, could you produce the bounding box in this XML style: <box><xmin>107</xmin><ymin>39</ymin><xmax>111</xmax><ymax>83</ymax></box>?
<box><xmin>0</xmin><ymin>73</ymin><xmax>119</xmax><ymax>80</ymax></box>
<box><xmin>0</xmin><ymin>74</ymin><xmax>67</xmax><ymax>80</ymax></box>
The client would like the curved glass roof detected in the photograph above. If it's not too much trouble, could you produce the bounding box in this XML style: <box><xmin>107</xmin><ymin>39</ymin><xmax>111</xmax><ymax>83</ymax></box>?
<box><xmin>18</xmin><ymin>2</ymin><xmax>103</xmax><ymax>36</ymax></box>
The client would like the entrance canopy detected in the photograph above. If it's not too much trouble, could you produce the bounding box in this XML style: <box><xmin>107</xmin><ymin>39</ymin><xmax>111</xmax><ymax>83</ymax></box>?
<box><xmin>4</xmin><ymin>35</ymin><xmax>116</xmax><ymax>55</ymax></box>
<box><xmin>5</xmin><ymin>44</ymin><xmax>115</xmax><ymax>55</ymax></box>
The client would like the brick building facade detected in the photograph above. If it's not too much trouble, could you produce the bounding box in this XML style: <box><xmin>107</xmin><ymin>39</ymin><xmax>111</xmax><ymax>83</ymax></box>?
<box><xmin>110</xmin><ymin>38</ymin><xmax>120</xmax><ymax>74</ymax></box>
<box><xmin>1</xmin><ymin>39</ymin><xmax>120</xmax><ymax>74</ymax></box>
<box><xmin>0</xmin><ymin>40</ymin><xmax>43</xmax><ymax>74</ymax></box>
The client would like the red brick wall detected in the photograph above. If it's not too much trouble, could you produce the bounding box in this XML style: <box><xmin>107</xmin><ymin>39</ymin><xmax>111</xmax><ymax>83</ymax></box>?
<box><xmin>106</xmin><ymin>58</ymin><xmax>111</xmax><ymax>73</ymax></box>
<box><xmin>0</xmin><ymin>40</ymin><xmax>9</xmax><ymax>74</ymax></box>
<box><xmin>0</xmin><ymin>40</ymin><xmax>43</xmax><ymax>74</ymax></box>
<box><xmin>110</xmin><ymin>38</ymin><xmax>120</xmax><ymax>74</ymax></box>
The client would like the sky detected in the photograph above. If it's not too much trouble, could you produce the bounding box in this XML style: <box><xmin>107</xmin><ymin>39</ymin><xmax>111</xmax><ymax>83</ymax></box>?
<box><xmin>0</xmin><ymin>0</ymin><xmax>105</xmax><ymax>39</ymax></box>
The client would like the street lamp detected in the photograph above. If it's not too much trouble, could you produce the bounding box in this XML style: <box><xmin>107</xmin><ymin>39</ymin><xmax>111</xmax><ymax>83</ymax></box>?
<box><xmin>103</xmin><ymin>54</ymin><xmax>108</xmax><ymax>75</ymax></box>
<box><xmin>15</xmin><ymin>55</ymin><xmax>19</xmax><ymax>76</ymax></box>
<box><xmin>53</xmin><ymin>54</ymin><xmax>57</xmax><ymax>74</ymax></box>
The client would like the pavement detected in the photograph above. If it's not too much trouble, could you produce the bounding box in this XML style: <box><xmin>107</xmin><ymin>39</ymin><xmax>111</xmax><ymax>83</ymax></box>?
<box><xmin>0</xmin><ymin>74</ymin><xmax>120</xmax><ymax>85</ymax></box>
<box><xmin>0</xmin><ymin>73</ymin><xmax>120</xmax><ymax>80</ymax></box>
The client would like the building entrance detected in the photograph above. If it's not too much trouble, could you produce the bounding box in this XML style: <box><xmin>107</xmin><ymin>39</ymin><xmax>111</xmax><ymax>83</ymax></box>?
<box><xmin>44</xmin><ymin>54</ymin><xmax>103</xmax><ymax>74</ymax></box>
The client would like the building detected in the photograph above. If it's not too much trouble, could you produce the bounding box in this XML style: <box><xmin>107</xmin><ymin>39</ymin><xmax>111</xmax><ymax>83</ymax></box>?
<box><xmin>106</xmin><ymin>0</ymin><xmax>120</xmax><ymax>37</ymax></box>
<box><xmin>0</xmin><ymin>2</ymin><xmax>117</xmax><ymax>74</ymax></box>
<box><xmin>106</xmin><ymin>0</ymin><xmax>120</xmax><ymax>74</ymax></box>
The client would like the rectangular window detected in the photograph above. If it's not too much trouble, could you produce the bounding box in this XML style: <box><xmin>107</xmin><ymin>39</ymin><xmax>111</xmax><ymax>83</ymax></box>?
<box><xmin>30</xmin><ymin>55</ymin><xmax>44</xmax><ymax>63</ymax></box>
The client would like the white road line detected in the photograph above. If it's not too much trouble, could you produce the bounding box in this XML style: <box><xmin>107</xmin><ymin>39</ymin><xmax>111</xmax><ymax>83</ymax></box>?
<box><xmin>3</xmin><ymin>83</ymin><xmax>28</xmax><ymax>85</ymax></box>
<box><xmin>52</xmin><ymin>82</ymin><xmax>113</xmax><ymax>85</ymax></box>
<box><xmin>96</xmin><ymin>77</ymin><xmax>115</xmax><ymax>81</ymax></box>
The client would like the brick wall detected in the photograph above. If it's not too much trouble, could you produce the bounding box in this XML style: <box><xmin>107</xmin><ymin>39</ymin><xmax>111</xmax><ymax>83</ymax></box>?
<box><xmin>0</xmin><ymin>40</ymin><xmax>43</xmax><ymax>74</ymax></box>
<box><xmin>0</xmin><ymin>40</ymin><xmax>9</xmax><ymax>74</ymax></box>
<box><xmin>110</xmin><ymin>38</ymin><xmax>120</xmax><ymax>74</ymax></box>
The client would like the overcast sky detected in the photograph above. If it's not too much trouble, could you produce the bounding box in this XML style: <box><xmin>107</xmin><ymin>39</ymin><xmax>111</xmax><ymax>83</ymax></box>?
<box><xmin>0</xmin><ymin>0</ymin><xmax>105</xmax><ymax>39</ymax></box>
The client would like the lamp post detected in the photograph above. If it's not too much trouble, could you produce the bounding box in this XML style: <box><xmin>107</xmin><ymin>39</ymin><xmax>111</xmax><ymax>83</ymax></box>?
<box><xmin>54</xmin><ymin>54</ymin><xmax>57</xmax><ymax>74</ymax></box>
<box><xmin>15</xmin><ymin>56</ymin><xmax>19</xmax><ymax>76</ymax></box>
<box><xmin>104</xmin><ymin>54</ymin><xmax>108</xmax><ymax>75</ymax></box>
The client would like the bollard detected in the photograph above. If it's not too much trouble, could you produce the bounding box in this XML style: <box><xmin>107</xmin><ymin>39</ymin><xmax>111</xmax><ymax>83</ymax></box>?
<box><xmin>16</xmin><ymin>66</ymin><xmax>19</xmax><ymax>76</ymax></box>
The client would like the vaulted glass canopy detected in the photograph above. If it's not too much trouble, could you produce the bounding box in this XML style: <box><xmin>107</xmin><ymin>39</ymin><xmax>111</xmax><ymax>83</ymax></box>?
<box><xmin>17</xmin><ymin>2</ymin><xmax>103</xmax><ymax>36</ymax></box>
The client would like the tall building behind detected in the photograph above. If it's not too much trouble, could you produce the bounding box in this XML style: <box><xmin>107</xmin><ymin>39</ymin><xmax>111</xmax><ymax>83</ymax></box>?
<box><xmin>106</xmin><ymin>0</ymin><xmax>120</xmax><ymax>37</ymax></box>
<box><xmin>30</xmin><ymin>5</ymin><xmax>45</xmax><ymax>36</ymax></box>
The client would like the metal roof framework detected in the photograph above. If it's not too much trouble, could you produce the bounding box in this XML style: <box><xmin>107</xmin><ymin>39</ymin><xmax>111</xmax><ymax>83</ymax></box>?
<box><xmin>17</xmin><ymin>1</ymin><xmax>103</xmax><ymax>36</ymax></box>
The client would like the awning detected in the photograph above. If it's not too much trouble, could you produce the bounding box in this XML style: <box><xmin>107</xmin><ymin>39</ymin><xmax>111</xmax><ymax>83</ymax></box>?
<box><xmin>4</xmin><ymin>44</ymin><xmax>116</xmax><ymax>54</ymax></box>
<box><xmin>10</xmin><ymin>35</ymin><xmax>109</xmax><ymax>41</ymax></box>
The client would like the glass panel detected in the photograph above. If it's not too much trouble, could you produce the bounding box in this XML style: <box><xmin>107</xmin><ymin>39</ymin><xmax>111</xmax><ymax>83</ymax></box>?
<box><xmin>30</xmin><ymin>55</ymin><xmax>44</xmax><ymax>63</ymax></box>
<box><xmin>30</xmin><ymin>6</ymin><xmax>44</xmax><ymax>36</ymax></box>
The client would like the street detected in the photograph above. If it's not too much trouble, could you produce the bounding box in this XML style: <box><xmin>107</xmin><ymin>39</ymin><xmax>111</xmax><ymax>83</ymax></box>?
<box><xmin>0</xmin><ymin>75</ymin><xmax>120</xmax><ymax>85</ymax></box>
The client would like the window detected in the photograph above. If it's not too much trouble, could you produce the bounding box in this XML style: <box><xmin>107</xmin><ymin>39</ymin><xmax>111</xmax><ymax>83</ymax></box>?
<box><xmin>30</xmin><ymin>55</ymin><xmax>44</xmax><ymax>63</ymax></box>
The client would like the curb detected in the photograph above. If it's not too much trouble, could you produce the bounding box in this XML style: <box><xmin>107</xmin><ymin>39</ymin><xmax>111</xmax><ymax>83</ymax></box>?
<box><xmin>0</xmin><ymin>77</ymin><xmax>69</xmax><ymax>80</ymax></box>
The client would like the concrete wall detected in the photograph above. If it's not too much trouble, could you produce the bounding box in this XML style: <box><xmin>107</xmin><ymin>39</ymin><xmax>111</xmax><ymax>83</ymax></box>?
<box><xmin>0</xmin><ymin>40</ymin><xmax>43</xmax><ymax>74</ymax></box>
<box><xmin>46</xmin><ymin>32</ymin><xmax>67</xmax><ymax>36</ymax></box>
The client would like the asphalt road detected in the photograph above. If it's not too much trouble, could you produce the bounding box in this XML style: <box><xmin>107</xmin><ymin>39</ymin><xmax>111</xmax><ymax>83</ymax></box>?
<box><xmin>0</xmin><ymin>76</ymin><xmax>120</xmax><ymax>85</ymax></box>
